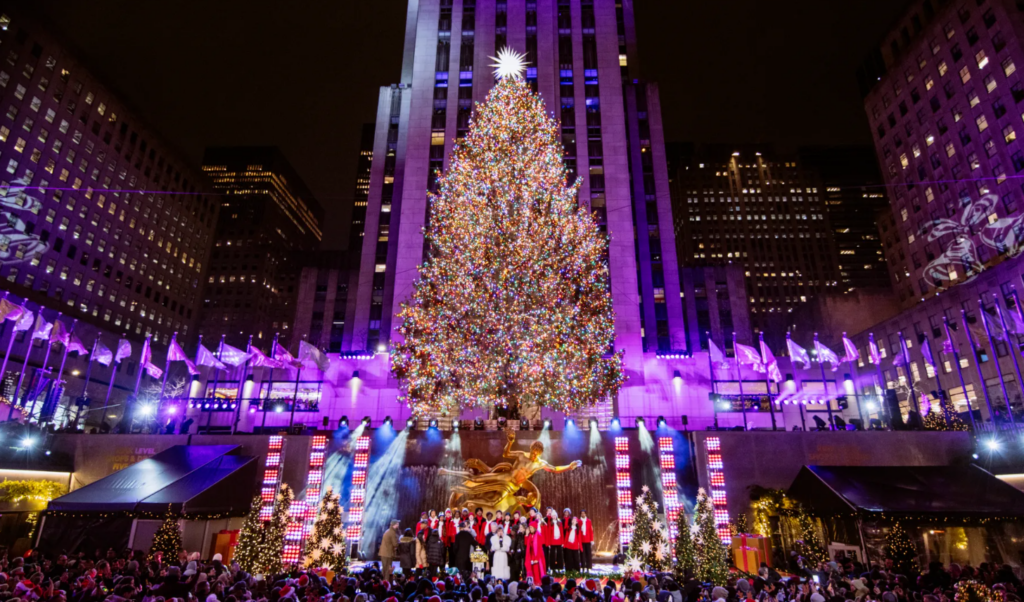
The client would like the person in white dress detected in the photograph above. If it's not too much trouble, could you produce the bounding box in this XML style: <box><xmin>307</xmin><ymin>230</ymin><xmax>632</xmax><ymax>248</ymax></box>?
<box><xmin>490</xmin><ymin>528</ymin><xmax>512</xmax><ymax>580</ymax></box>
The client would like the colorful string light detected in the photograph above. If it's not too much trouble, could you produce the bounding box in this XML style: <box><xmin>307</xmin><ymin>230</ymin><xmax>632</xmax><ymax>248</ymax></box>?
<box><xmin>390</xmin><ymin>77</ymin><xmax>625</xmax><ymax>416</ymax></box>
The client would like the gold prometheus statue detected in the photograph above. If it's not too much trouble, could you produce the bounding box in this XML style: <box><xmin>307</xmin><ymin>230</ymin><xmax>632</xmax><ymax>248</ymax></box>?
<box><xmin>439</xmin><ymin>428</ymin><xmax>582</xmax><ymax>515</ymax></box>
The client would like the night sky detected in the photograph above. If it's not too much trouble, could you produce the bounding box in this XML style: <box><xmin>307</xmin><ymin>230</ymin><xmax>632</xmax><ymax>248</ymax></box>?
<box><xmin>32</xmin><ymin>0</ymin><xmax>907</xmax><ymax>250</ymax></box>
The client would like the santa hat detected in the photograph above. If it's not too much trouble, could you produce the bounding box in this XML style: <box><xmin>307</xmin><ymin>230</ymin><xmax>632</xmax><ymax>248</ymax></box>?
<box><xmin>384</xmin><ymin>597</ymin><xmax>399</xmax><ymax>602</ymax></box>
<box><xmin>280</xmin><ymin>585</ymin><xmax>294</xmax><ymax>598</ymax></box>
<box><xmin>611</xmin><ymin>592</ymin><xmax>626</xmax><ymax>602</ymax></box>
<box><xmin>584</xmin><ymin>580</ymin><xmax>599</xmax><ymax>593</ymax></box>
<box><xmin>454</xmin><ymin>575</ymin><xmax>462</xmax><ymax>586</ymax></box>
<box><xmin>298</xmin><ymin>575</ymin><xmax>309</xmax><ymax>587</ymax></box>
<box><xmin>428</xmin><ymin>597</ymin><xmax>442</xmax><ymax>602</ymax></box>
<box><xmin>436</xmin><ymin>583</ymin><xmax>446</xmax><ymax>593</ymax></box>
<box><xmin>445</xmin><ymin>509</ymin><xmax>452</xmax><ymax>515</ymax></box>
<box><xmin>382</xmin><ymin>581</ymin><xmax>391</xmax><ymax>591</ymax></box>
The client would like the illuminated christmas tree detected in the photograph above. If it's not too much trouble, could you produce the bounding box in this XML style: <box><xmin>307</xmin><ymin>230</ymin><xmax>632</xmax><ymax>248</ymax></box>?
<box><xmin>303</xmin><ymin>487</ymin><xmax>347</xmax><ymax>572</ymax></box>
<box><xmin>624</xmin><ymin>485</ymin><xmax>669</xmax><ymax>572</ymax></box>
<box><xmin>390</xmin><ymin>48</ymin><xmax>624</xmax><ymax>417</ymax></box>
<box><xmin>233</xmin><ymin>494</ymin><xmax>265</xmax><ymax>575</ymax></box>
<box><xmin>884</xmin><ymin>521</ymin><xmax>919</xmax><ymax>576</ymax></box>
<box><xmin>150</xmin><ymin>505</ymin><xmax>182</xmax><ymax>558</ymax></box>
<box><xmin>796</xmin><ymin>510</ymin><xmax>826</xmax><ymax>566</ymax></box>
<box><xmin>260</xmin><ymin>483</ymin><xmax>293</xmax><ymax>575</ymax></box>
<box><xmin>673</xmin><ymin>509</ymin><xmax>697</xmax><ymax>581</ymax></box>
<box><xmin>693</xmin><ymin>489</ymin><xmax>729</xmax><ymax>585</ymax></box>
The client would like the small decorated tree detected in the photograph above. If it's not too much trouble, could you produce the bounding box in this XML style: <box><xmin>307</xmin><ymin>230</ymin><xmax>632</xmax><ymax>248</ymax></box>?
<box><xmin>303</xmin><ymin>487</ymin><xmax>347</xmax><ymax>572</ymax></box>
<box><xmin>233</xmin><ymin>494</ymin><xmax>265</xmax><ymax>574</ymax></box>
<box><xmin>150</xmin><ymin>505</ymin><xmax>183</xmax><ymax>559</ymax></box>
<box><xmin>260</xmin><ymin>483</ymin><xmax>293</xmax><ymax>575</ymax></box>
<box><xmin>693</xmin><ymin>488</ymin><xmax>729</xmax><ymax>586</ymax></box>
<box><xmin>885</xmin><ymin>521</ymin><xmax>919</xmax><ymax>577</ymax></box>
<box><xmin>730</xmin><ymin>512</ymin><xmax>750</xmax><ymax>536</ymax></box>
<box><xmin>673</xmin><ymin>509</ymin><xmax>697</xmax><ymax>581</ymax></box>
<box><xmin>796</xmin><ymin>510</ymin><xmax>826</xmax><ymax>566</ymax></box>
<box><xmin>623</xmin><ymin>485</ymin><xmax>670</xmax><ymax>572</ymax></box>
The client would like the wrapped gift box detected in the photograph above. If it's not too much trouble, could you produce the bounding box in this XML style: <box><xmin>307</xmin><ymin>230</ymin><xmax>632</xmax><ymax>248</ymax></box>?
<box><xmin>731</xmin><ymin>533</ymin><xmax>772</xmax><ymax>568</ymax></box>
<box><xmin>732</xmin><ymin>546</ymin><xmax>759</xmax><ymax>573</ymax></box>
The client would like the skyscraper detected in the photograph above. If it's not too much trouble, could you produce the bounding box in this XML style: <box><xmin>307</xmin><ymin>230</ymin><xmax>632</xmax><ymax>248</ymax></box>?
<box><xmin>798</xmin><ymin>146</ymin><xmax>891</xmax><ymax>293</ymax></box>
<box><xmin>0</xmin><ymin>8</ymin><xmax>216</xmax><ymax>346</ymax></box>
<box><xmin>347</xmin><ymin>123</ymin><xmax>374</xmax><ymax>267</ymax></box>
<box><xmin>200</xmin><ymin>147</ymin><xmax>324</xmax><ymax>349</ymax></box>
<box><xmin>343</xmin><ymin>0</ymin><xmax>687</xmax><ymax>416</ymax></box>
<box><xmin>670</xmin><ymin>144</ymin><xmax>841</xmax><ymax>343</ymax></box>
<box><xmin>858</xmin><ymin>0</ymin><xmax>1024</xmax><ymax>308</ymax></box>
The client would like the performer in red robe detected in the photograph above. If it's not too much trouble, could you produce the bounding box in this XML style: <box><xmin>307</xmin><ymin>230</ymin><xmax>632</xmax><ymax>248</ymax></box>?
<box><xmin>441</xmin><ymin>508</ymin><xmax>457</xmax><ymax>568</ymax></box>
<box><xmin>579</xmin><ymin>509</ymin><xmax>594</xmax><ymax>571</ymax></box>
<box><xmin>525</xmin><ymin>523</ymin><xmax>546</xmax><ymax>583</ymax></box>
<box><xmin>542</xmin><ymin>507</ymin><xmax>563</xmax><ymax>570</ymax></box>
<box><xmin>562</xmin><ymin>515</ymin><xmax>582</xmax><ymax>572</ymax></box>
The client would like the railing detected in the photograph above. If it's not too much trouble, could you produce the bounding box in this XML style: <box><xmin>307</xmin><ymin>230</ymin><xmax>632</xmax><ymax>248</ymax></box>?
<box><xmin>170</xmin><ymin>397</ymin><xmax>321</xmax><ymax>413</ymax></box>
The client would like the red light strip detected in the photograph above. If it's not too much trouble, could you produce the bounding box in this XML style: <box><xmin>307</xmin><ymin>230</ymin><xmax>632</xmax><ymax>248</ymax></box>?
<box><xmin>286</xmin><ymin>435</ymin><xmax>329</xmax><ymax>563</ymax></box>
<box><xmin>704</xmin><ymin>437</ymin><xmax>731</xmax><ymax>543</ymax></box>
<box><xmin>345</xmin><ymin>435</ymin><xmax>371</xmax><ymax>544</ymax></box>
<box><xmin>658</xmin><ymin>436</ymin><xmax>681</xmax><ymax>539</ymax></box>
<box><xmin>615</xmin><ymin>436</ymin><xmax>632</xmax><ymax>548</ymax></box>
<box><xmin>259</xmin><ymin>436</ymin><xmax>283</xmax><ymax>522</ymax></box>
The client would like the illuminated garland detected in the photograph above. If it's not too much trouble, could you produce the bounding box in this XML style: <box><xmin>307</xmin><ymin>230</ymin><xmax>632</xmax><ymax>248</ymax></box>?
<box><xmin>45</xmin><ymin>510</ymin><xmax>242</xmax><ymax>520</ymax></box>
<box><xmin>693</xmin><ymin>488</ymin><xmax>729</xmax><ymax>586</ymax></box>
<box><xmin>390</xmin><ymin>77</ymin><xmax>625</xmax><ymax>416</ymax></box>
<box><xmin>0</xmin><ymin>479</ymin><xmax>66</xmax><ymax>503</ymax></box>
<box><xmin>954</xmin><ymin>581</ymin><xmax>991</xmax><ymax>602</ymax></box>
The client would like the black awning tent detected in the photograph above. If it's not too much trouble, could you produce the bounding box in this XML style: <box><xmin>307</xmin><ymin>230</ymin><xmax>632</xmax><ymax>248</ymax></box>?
<box><xmin>788</xmin><ymin>465</ymin><xmax>1024</xmax><ymax>519</ymax></box>
<box><xmin>38</xmin><ymin>445</ymin><xmax>258</xmax><ymax>553</ymax></box>
<box><xmin>46</xmin><ymin>444</ymin><xmax>258</xmax><ymax>514</ymax></box>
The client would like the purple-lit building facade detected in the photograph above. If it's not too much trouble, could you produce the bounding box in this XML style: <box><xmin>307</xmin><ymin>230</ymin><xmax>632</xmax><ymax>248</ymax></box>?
<box><xmin>859</xmin><ymin>0</ymin><xmax>1024</xmax><ymax>309</ymax></box>
<box><xmin>0</xmin><ymin>9</ymin><xmax>217</xmax><ymax>426</ymax></box>
<box><xmin>848</xmin><ymin>0</ymin><xmax>1024</xmax><ymax>421</ymax></box>
<box><xmin>0</xmin><ymin>9</ymin><xmax>217</xmax><ymax>346</ymax></box>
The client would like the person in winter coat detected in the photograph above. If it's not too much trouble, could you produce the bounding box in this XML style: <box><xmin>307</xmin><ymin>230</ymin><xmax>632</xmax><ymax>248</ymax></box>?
<box><xmin>426</xmin><ymin>528</ymin><xmax>446</xmax><ymax>576</ymax></box>
<box><xmin>398</xmin><ymin>528</ymin><xmax>416</xmax><ymax>575</ymax></box>
<box><xmin>415</xmin><ymin>528</ymin><xmax>430</xmax><ymax>574</ymax></box>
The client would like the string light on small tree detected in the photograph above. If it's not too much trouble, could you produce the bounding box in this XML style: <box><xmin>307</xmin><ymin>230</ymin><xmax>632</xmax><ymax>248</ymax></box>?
<box><xmin>302</xmin><ymin>487</ymin><xmax>347</xmax><ymax>573</ymax></box>
<box><xmin>885</xmin><ymin>520</ymin><xmax>919</xmax><ymax>577</ymax></box>
<box><xmin>673</xmin><ymin>508</ymin><xmax>697</xmax><ymax>581</ymax></box>
<box><xmin>233</xmin><ymin>494</ymin><xmax>265</xmax><ymax>575</ymax></box>
<box><xmin>624</xmin><ymin>485</ymin><xmax>670</xmax><ymax>572</ymax></box>
<box><xmin>796</xmin><ymin>510</ymin><xmax>826</xmax><ymax>566</ymax></box>
<box><xmin>693</xmin><ymin>488</ymin><xmax>729</xmax><ymax>586</ymax></box>
<box><xmin>149</xmin><ymin>505</ymin><xmax>182</xmax><ymax>559</ymax></box>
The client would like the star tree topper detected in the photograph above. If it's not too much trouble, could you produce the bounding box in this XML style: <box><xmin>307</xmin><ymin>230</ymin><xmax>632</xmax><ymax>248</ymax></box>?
<box><xmin>489</xmin><ymin>47</ymin><xmax>529</xmax><ymax>81</ymax></box>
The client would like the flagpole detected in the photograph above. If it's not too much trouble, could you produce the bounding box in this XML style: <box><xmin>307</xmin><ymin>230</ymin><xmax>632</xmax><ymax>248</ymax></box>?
<box><xmin>733</xmin><ymin>332</ymin><xmax>746</xmax><ymax>431</ymax></box>
<box><xmin>897</xmin><ymin>332</ymin><xmax>920</xmax><ymax>418</ymax></box>
<box><xmin>27</xmin><ymin>311</ymin><xmax>62</xmax><ymax>421</ymax></box>
<box><xmin>51</xmin><ymin>319</ymin><xmax>77</xmax><ymax>425</ymax></box>
<box><xmin>963</xmin><ymin>309</ymin><xmax>997</xmax><ymax>424</ymax></box>
<box><xmin>974</xmin><ymin>298</ymin><xmax>1015</xmax><ymax>425</ymax></box>
<box><xmin>7</xmin><ymin>306</ymin><xmax>34</xmax><ymax>422</ymax></box>
<box><xmin>159</xmin><ymin>332</ymin><xmax>176</xmax><ymax>402</ymax></box>
<box><xmin>0</xmin><ymin>303</ymin><xmax>25</xmax><ymax>395</ymax></box>
<box><xmin>992</xmin><ymin>294</ymin><xmax>1021</xmax><ymax>426</ymax></box>
<box><xmin>207</xmin><ymin>335</ymin><xmax>226</xmax><ymax>434</ymax></box>
<box><xmin>0</xmin><ymin>291</ymin><xmax>10</xmax><ymax>366</ymax></box>
<box><xmin>133</xmin><ymin>335</ymin><xmax>149</xmax><ymax>396</ymax></box>
<box><xmin>262</xmin><ymin>333</ymin><xmax>280</xmax><ymax>433</ymax></box>
<box><xmin>232</xmin><ymin>335</ymin><xmax>254</xmax><ymax>435</ymax></box>
<box><xmin>928</xmin><ymin>339</ymin><xmax>953</xmax><ymax>428</ymax></box>
<box><xmin>868</xmin><ymin>333</ymin><xmax>890</xmax><ymax>428</ymax></box>
<box><xmin>944</xmin><ymin>317</ymin><xmax>977</xmax><ymax>432</ymax></box>
<box><xmin>70</xmin><ymin>337</ymin><xmax>99</xmax><ymax>430</ymax></box>
<box><xmin>786</xmin><ymin>338</ymin><xmax>807</xmax><ymax>431</ymax></box>
<box><xmin>814</xmin><ymin>333</ymin><xmax>835</xmax><ymax>430</ymax></box>
<box><xmin>758</xmin><ymin>333</ymin><xmax>777</xmax><ymax>432</ymax></box>
<box><xmin>844</xmin><ymin>332</ymin><xmax>866</xmax><ymax>428</ymax></box>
